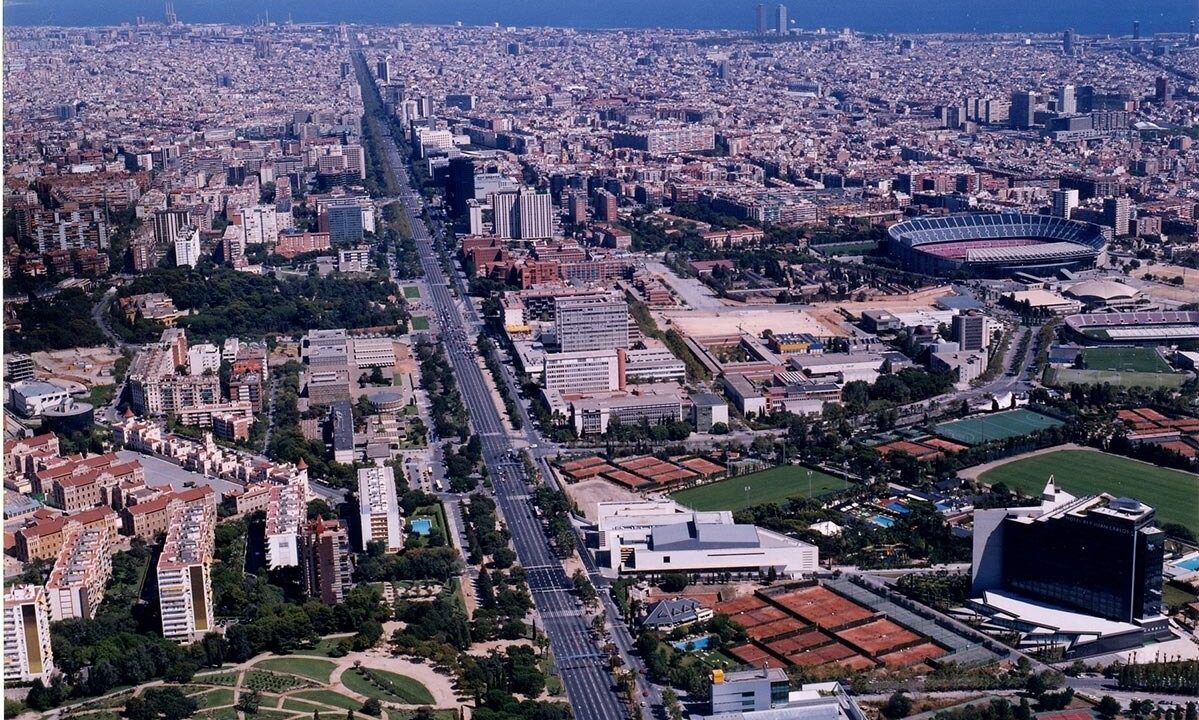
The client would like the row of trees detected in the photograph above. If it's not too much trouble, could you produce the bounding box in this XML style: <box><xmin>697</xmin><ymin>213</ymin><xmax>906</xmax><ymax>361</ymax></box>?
<box><xmin>416</xmin><ymin>340</ymin><xmax>470</xmax><ymax>440</ymax></box>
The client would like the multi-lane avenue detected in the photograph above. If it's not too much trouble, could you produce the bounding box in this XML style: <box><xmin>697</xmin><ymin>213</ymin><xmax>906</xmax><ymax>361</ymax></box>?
<box><xmin>363</xmin><ymin>71</ymin><xmax>632</xmax><ymax>720</ymax></box>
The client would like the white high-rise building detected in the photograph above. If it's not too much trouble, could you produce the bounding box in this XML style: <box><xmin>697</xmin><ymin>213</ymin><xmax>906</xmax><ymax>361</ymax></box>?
<box><xmin>1058</xmin><ymin>84</ymin><xmax>1077</xmax><ymax>114</ymax></box>
<box><xmin>543</xmin><ymin>350</ymin><xmax>622</xmax><ymax>394</ymax></box>
<box><xmin>1051</xmin><ymin>189</ymin><xmax>1079</xmax><ymax>219</ymax></box>
<box><xmin>492</xmin><ymin>190</ymin><xmax>520</xmax><ymax>239</ymax></box>
<box><xmin>358</xmin><ymin>466</ymin><xmax>403</xmax><ymax>552</ymax></box>
<box><xmin>265</xmin><ymin>478</ymin><xmax>308</xmax><ymax>569</ymax></box>
<box><xmin>517</xmin><ymin>189</ymin><xmax>554</xmax><ymax>239</ymax></box>
<box><xmin>342</xmin><ymin>144</ymin><xmax>367</xmax><ymax>180</ymax></box>
<box><xmin>240</xmin><ymin>204</ymin><xmax>279</xmax><ymax>245</ymax></box>
<box><xmin>174</xmin><ymin>225</ymin><xmax>202</xmax><ymax>267</ymax></box>
<box><xmin>3</xmin><ymin>584</ymin><xmax>55</xmax><ymax>682</ymax></box>
<box><xmin>555</xmin><ymin>295</ymin><xmax>630</xmax><ymax>353</ymax></box>
<box><xmin>157</xmin><ymin>502</ymin><xmax>215</xmax><ymax>644</ymax></box>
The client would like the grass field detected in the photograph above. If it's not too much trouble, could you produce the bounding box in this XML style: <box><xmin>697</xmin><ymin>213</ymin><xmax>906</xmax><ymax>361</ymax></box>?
<box><xmin>1080</xmin><ymin>347</ymin><xmax>1172</xmax><ymax>373</ymax></box>
<box><xmin>411</xmin><ymin>315</ymin><xmax>430</xmax><ymax>331</ymax></box>
<box><xmin>193</xmin><ymin>689</ymin><xmax>235</xmax><ymax>710</ymax></box>
<box><xmin>978</xmin><ymin>449</ymin><xmax>1199</xmax><ymax>535</ymax></box>
<box><xmin>403</xmin><ymin>286</ymin><xmax>421</xmax><ymax>299</ymax></box>
<box><xmin>340</xmin><ymin>666</ymin><xmax>434</xmax><ymax>704</ymax></box>
<box><xmin>1045</xmin><ymin>367</ymin><xmax>1187</xmax><ymax>390</ymax></box>
<box><xmin>292</xmin><ymin>690</ymin><xmax>363</xmax><ymax>710</ymax></box>
<box><xmin>934</xmin><ymin>409</ymin><xmax>1064</xmax><ymax>446</ymax></box>
<box><xmin>253</xmin><ymin>657</ymin><xmax>336</xmax><ymax>683</ymax></box>
<box><xmin>671</xmin><ymin>465</ymin><xmax>846</xmax><ymax>511</ymax></box>
<box><xmin>1164</xmin><ymin>583</ymin><xmax>1199</xmax><ymax>609</ymax></box>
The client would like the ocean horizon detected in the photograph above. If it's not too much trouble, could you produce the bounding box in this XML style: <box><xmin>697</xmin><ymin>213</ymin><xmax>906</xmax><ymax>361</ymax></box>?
<box><xmin>3</xmin><ymin>0</ymin><xmax>1196</xmax><ymax>36</ymax></box>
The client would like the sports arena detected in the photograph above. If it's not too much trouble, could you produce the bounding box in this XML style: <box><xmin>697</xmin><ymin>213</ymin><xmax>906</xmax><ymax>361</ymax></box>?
<box><xmin>887</xmin><ymin>213</ymin><xmax>1106</xmax><ymax>278</ymax></box>
<box><xmin>1065</xmin><ymin>310</ymin><xmax>1199</xmax><ymax>345</ymax></box>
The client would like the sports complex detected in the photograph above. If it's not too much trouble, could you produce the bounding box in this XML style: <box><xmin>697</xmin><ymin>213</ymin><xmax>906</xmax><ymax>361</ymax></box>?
<box><xmin>1064</xmin><ymin>310</ymin><xmax>1199</xmax><ymax>344</ymax></box>
<box><xmin>887</xmin><ymin>212</ymin><xmax>1106</xmax><ymax>277</ymax></box>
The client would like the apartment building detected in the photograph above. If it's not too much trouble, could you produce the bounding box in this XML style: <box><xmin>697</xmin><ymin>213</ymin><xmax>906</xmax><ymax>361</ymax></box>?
<box><xmin>301</xmin><ymin>517</ymin><xmax>355</xmax><ymax>605</ymax></box>
<box><xmin>156</xmin><ymin>501</ymin><xmax>216</xmax><ymax>644</ymax></box>
<box><xmin>3</xmin><ymin>585</ymin><xmax>55</xmax><ymax>682</ymax></box>
<box><xmin>122</xmin><ymin>486</ymin><xmax>216</xmax><ymax>541</ymax></box>
<box><xmin>14</xmin><ymin>506</ymin><xmax>119</xmax><ymax>562</ymax></box>
<box><xmin>46</xmin><ymin>525</ymin><xmax>112</xmax><ymax>621</ymax></box>
<box><xmin>265</xmin><ymin>479</ymin><xmax>308</xmax><ymax>569</ymax></box>
<box><xmin>47</xmin><ymin>455</ymin><xmax>144</xmax><ymax>513</ymax></box>
<box><xmin>357</xmin><ymin>465</ymin><xmax>402</xmax><ymax>552</ymax></box>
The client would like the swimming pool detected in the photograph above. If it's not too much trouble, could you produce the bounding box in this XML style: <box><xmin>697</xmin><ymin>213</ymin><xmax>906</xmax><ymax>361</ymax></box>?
<box><xmin>871</xmin><ymin>515</ymin><xmax>895</xmax><ymax>528</ymax></box>
<box><xmin>885</xmin><ymin>501</ymin><xmax>911</xmax><ymax>514</ymax></box>
<box><xmin>410</xmin><ymin>518</ymin><xmax>432</xmax><ymax>535</ymax></box>
<box><xmin>672</xmin><ymin>635</ymin><xmax>712</xmax><ymax>651</ymax></box>
<box><xmin>1176</xmin><ymin>556</ymin><xmax>1199</xmax><ymax>571</ymax></box>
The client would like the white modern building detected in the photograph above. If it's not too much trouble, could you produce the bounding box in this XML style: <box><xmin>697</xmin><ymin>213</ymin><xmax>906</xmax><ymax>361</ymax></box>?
<box><xmin>174</xmin><ymin>225</ymin><xmax>202</xmax><ymax>267</ymax></box>
<box><xmin>8</xmin><ymin>379</ymin><xmax>71</xmax><ymax>418</ymax></box>
<box><xmin>188</xmin><ymin>343</ymin><xmax>222</xmax><ymax>376</ymax></box>
<box><xmin>239</xmin><ymin>204</ymin><xmax>279</xmax><ymax>245</ymax></box>
<box><xmin>265</xmin><ymin>479</ymin><xmax>308</xmax><ymax>569</ymax></box>
<box><xmin>351</xmin><ymin>337</ymin><xmax>397</xmax><ymax>369</ymax></box>
<box><xmin>156</xmin><ymin>502</ymin><xmax>215</xmax><ymax>644</ymax></box>
<box><xmin>543</xmin><ymin>349</ymin><xmax>622</xmax><ymax>394</ymax></box>
<box><xmin>592</xmin><ymin>500</ymin><xmax>818</xmax><ymax>578</ymax></box>
<box><xmin>358</xmin><ymin>465</ymin><xmax>403</xmax><ymax>552</ymax></box>
<box><xmin>3</xmin><ymin>584</ymin><xmax>55</xmax><ymax>682</ymax></box>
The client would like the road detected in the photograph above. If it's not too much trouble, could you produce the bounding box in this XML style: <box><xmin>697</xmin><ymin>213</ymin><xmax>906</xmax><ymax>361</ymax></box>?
<box><xmin>361</xmin><ymin>58</ymin><xmax>633</xmax><ymax>720</ymax></box>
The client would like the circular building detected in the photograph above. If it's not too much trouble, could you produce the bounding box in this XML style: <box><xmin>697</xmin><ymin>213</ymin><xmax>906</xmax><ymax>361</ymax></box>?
<box><xmin>367</xmin><ymin>390</ymin><xmax>407</xmax><ymax>412</ymax></box>
<box><xmin>888</xmin><ymin>213</ymin><xmax>1106</xmax><ymax>278</ymax></box>
<box><xmin>42</xmin><ymin>400</ymin><xmax>95</xmax><ymax>435</ymax></box>
<box><xmin>1065</xmin><ymin>279</ymin><xmax>1141</xmax><ymax>308</ymax></box>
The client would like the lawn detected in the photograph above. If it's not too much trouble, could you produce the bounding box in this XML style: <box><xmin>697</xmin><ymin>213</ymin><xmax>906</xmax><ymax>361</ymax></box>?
<box><xmin>411</xmin><ymin>315</ymin><xmax>430</xmax><ymax>331</ymax></box>
<box><xmin>292</xmin><ymin>690</ymin><xmax>363</xmax><ymax>710</ymax></box>
<box><xmin>195</xmin><ymin>710</ymin><xmax>240</xmax><ymax>720</ymax></box>
<box><xmin>193</xmin><ymin>689</ymin><xmax>235</xmax><ymax>710</ymax></box>
<box><xmin>403</xmin><ymin>286</ymin><xmax>421</xmax><ymax>299</ymax></box>
<box><xmin>301</xmin><ymin>635</ymin><xmax>354</xmax><ymax>657</ymax></box>
<box><xmin>978</xmin><ymin>449</ymin><xmax>1199</xmax><ymax>535</ymax></box>
<box><xmin>671</xmin><ymin>465</ymin><xmax>846</xmax><ymax>511</ymax></box>
<box><xmin>339</xmin><ymin>666</ymin><xmax>435</xmax><ymax>704</ymax></box>
<box><xmin>934</xmin><ymin>409</ymin><xmax>1064</xmax><ymax>446</ymax></box>
<box><xmin>1045</xmin><ymin>367</ymin><xmax>1186</xmax><ymax>390</ymax></box>
<box><xmin>254</xmin><ymin>657</ymin><xmax>337</xmax><ymax>683</ymax></box>
<box><xmin>281</xmin><ymin>699</ymin><xmax>330</xmax><ymax>714</ymax></box>
<box><xmin>1164</xmin><ymin>582</ymin><xmax>1199</xmax><ymax>609</ymax></box>
<box><xmin>1080</xmin><ymin>347</ymin><xmax>1172</xmax><ymax>373</ymax></box>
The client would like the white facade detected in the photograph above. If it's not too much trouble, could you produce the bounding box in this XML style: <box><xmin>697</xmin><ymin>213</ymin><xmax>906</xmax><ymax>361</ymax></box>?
<box><xmin>358</xmin><ymin>466</ymin><xmax>403</xmax><ymax>552</ymax></box>
<box><xmin>543</xmin><ymin>350</ymin><xmax>621</xmax><ymax>394</ymax></box>
<box><xmin>157</xmin><ymin>502</ymin><xmax>215</xmax><ymax>644</ymax></box>
<box><xmin>351</xmin><ymin>337</ymin><xmax>397</xmax><ymax>368</ymax></box>
<box><xmin>594</xmin><ymin>500</ymin><xmax>819</xmax><ymax>577</ymax></box>
<box><xmin>265</xmin><ymin>479</ymin><xmax>308</xmax><ymax>569</ymax></box>
<box><xmin>3</xmin><ymin>584</ymin><xmax>55</xmax><ymax>682</ymax></box>
<box><xmin>8</xmin><ymin>380</ymin><xmax>71</xmax><ymax>417</ymax></box>
<box><xmin>1052</xmin><ymin>189</ymin><xmax>1079</xmax><ymax>219</ymax></box>
<box><xmin>174</xmin><ymin>225</ymin><xmax>202</xmax><ymax>267</ymax></box>
<box><xmin>188</xmin><ymin>343</ymin><xmax>222</xmax><ymax>376</ymax></box>
<box><xmin>240</xmin><ymin>204</ymin><xmax>280</xmax><ymax>245</ymax></box>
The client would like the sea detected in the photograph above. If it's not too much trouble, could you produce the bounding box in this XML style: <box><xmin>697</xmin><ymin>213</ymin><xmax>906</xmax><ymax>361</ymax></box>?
<box><xmin>2</xmin><ymin>0</ymin><xmax>1196</xmax><ymax>36</ymax></box>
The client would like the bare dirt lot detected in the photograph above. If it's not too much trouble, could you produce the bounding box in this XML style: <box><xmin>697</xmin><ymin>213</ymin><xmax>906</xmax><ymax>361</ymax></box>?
<box><xmin>1131</xmin><ymin>263</ymin><xmax>1199</xmax><ymax>304</ymax></box>
<box><xmin>563</xmin><ymin>477</ymin><xmax>644</xmax><ymax>522</ymax></box>
<box><xmin>33</xmin><ymin>346</ymin><xmax>122</xmax><ymax>387</ymax></box>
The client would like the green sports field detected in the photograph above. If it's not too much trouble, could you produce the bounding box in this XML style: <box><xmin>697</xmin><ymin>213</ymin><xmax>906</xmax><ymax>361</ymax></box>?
<box><xmin>978</xmin><ymin>449</ymin><xmax>1199</xmax><ymax>535</ymax></box>
<box><xmin>671</xmin><ymin>465</ymin><xmax>847</xmax><ymax>511</ymax></box>
<box><xmin>1044</xmin><ymin>367</ymin><xmax>1186</xmax><ymax>390</ymax></box>
<box><xmin>410</xmin><ymin>315</ymin><xmax>430</xmax><ymax>331</ymax></box>
<box><xmin>934</xmin><ymin>409</ymin><xmax>1064</xmax><ymax>446</ymax></box>
<box><xmin>1080</xmin><ymin>347</ymin><xmax>1172</xmax><ymax>373</ymax></box>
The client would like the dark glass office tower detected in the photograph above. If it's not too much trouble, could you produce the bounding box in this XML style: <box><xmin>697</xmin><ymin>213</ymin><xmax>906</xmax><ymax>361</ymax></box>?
<box><xmin>1000</xmin><ymin>497</ymin><xmax>1163</xmax><ymax>622</ymax></box>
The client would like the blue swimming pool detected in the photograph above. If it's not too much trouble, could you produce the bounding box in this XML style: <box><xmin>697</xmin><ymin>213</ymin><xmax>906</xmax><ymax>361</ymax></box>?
<box><xmin>871</xmin><ymin>515</ymin><xmax>895</xmax><ymax>528</ymax></box>
<box><xmin>1177</xmin><ymin>556</ymin><xmax>1199</xmax><ymax>571</ymax></box>
<box><xmin>410</xmin><ymin>518</ymin><xmax>432</xmax><ymax>535</ymax></box>
<box><xmin>885</xmin><ymin>501</ymin><xmax>911</xmax><ymax>514</ymax></box>
<box><xmin>672</xmin><ymin>635</ymin><xmax>712</xmax><ymax>651</ymax></box>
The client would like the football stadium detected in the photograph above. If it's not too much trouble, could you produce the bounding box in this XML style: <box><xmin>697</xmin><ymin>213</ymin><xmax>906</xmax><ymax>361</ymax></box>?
<box><xmin>887</xmin><ymin>213</ymin><xmax>1106</xmax><ymax>278</ymax></box>
<box><xmin>1064</xmin><ymin>310</ymin><xmax>1199</xmax><ymax>345</ymax></box>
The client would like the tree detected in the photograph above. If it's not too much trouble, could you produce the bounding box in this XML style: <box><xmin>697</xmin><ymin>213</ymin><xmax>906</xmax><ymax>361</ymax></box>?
<box><xmin>236</xmin><ymin>690</ymin><xmax>261</xmax><ymax>715</ymax></box>
<box><xmin>659</xmin><ymin>573</ymin><xmax>688</xmax><ymax>593</ymax></box>
<box><xmin>360</xmin><ymin>699</ymin><xmax>383</xmax><ymax>717</ymax></box>
<box><xmin>1098</xmin><ymin>696</ymin><xmax>1122</xmax><ymax>718</ymax></box>
<box><xmin>882</xmin><ymin>692</ymin><xmax>912</xmax><ymax>720</ymax></box>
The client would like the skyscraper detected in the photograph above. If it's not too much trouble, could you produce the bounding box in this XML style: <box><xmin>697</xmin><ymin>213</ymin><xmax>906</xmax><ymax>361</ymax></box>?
<box><xmin>1062</xmin><ymin>28</ymin><xmax>1076</xmax><ymax>57</ymax></box>
<box><xmin>1155</xmin><ymin>76</ymin><xmax>1172</xmax><ymax>107</ymax></box>
<box><xmin>1103</xmin><ymin>197</ymin><xmax>1132</xmax><ymax>236</ymax></box>
<box><xmin>1009</xmin><ymin>90</ymin><xmax>1035</xmax><ymax>129</ymax></box>
<box><xmin>755</xmin><ymin>3</ymin><xmax>768</xmax><ymax>35</ymax></box>
<box><xmin>1058</xmin><ymin>84</ymin><xmax>1076</xmax><ymax>114</ymax></box>
<box><xmin>517</xmin><ymin>189</ymin><xmax>554</xmax><ymax>240</ymax></box>
<box><xmin>775</xmin><ymin>4</ymin><xmax>788</xmax><ymax>35</ymax></box>
<box><xmin>157</xmin><ymin>502</ymin><xmax>215</xmax><ymax>644</ymax></box>
<box><xmin>376</xmin><ymin>58</ymin><xmax>391</xmax><ymax>82</ymax></box>
<box><xmin>301</xmin><ymin>518</ymin><xmax>355</xmax><ymax>605</ymax></box>
<box><xmin>1051</xmin><ymin>189</ymin><xmax>1079</xmax><ymax>219</ymax></box>
<box><xmin>164</xmin><ymin>1</ymin><xmax>177</xmax><ymax>25</ymax></box>
<box><xmin>174</xmin><ymin>225</ymin><xmax>201</xmax><ymax>267</ymax></box>
<box><xmin>1133</xmin><ymin>20</ymin><xmax>1141</xmax><ymax>40</ymax></box>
